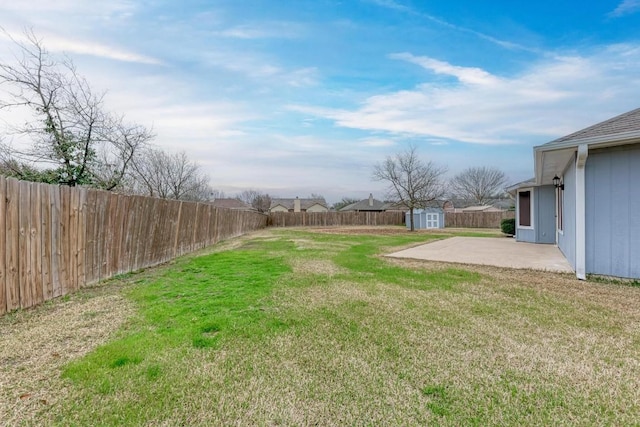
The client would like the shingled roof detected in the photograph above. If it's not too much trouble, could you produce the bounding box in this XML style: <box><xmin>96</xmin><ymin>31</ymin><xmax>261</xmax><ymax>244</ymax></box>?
<box><xmin>340</xmin><ymin>194</ymin><xmax>387</xmax><ymax>211</ymax></box>
<box><xmin>543</xmin><ymin>107</ymin><xmax>640</xmax><ymax>147</ymax></box>
<box><xmin>534</xmin><ymin>107</ymin><xmax>640</xmax><ymax>186</ymax></box>
<box><xmin>270</xmin><ymin>198</ymin><xmax>327</xmax><ymax>210</ymax></box>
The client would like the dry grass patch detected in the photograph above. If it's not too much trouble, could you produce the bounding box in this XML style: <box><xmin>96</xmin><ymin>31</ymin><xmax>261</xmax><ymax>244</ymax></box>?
<box><xmin>288</xmin><ymin>258</ymin><xmax>347</xmax><ymax>276</ymax></box>
<box><xmin>3</xmin><ymin>228</ymin><xmax>640</xmax><ymax>425</ymax></box>
<box><xmin>0</xmin><ymin>283</ymin><xmax>133</xmax><ymax>425</ymax></box>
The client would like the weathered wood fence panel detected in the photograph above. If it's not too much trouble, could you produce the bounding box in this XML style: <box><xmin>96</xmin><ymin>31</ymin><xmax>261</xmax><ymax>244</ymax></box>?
<box><xmin>269</xmin><ymin>211</ymin><xmax>405</xmax><ymax>227</ymax></box>
<box><xmin>444</xmin><ymin>211</ymin><xmax>515</xmax><ymax>228</ymax></box>
<box><xmin>0</xmin><ymin>178</ymin><xmax>268</xmax><ymax>314</ymax></box>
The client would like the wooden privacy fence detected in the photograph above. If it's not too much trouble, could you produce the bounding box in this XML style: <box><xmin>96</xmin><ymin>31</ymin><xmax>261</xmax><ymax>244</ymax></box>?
<box><xmin>445</xmin><ymin>211</ymin><xmax>515</xmax><ymax>228</ymax></box>
<box><xmin>269</xmin><ymin>211</ymin><xmax>405</xmax><ymax>227</ymax></box>
<box><xmin>0</xmin><ymin>176</ymin><xmax>268</xmax><ymax>315</ymax></box>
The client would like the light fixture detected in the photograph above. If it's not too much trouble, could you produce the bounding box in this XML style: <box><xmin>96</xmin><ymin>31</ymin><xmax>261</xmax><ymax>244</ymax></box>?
<box><xmin>552</xmin><ymin>175</ymin><xmax>564</xmax><ymax>190</ymax></box>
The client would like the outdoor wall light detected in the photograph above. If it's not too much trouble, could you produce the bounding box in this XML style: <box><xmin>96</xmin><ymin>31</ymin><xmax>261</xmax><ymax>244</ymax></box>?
<box><xmin>552</xmin><ymin>175</ymin><xmax>564</xmax><ymax>190</ymax></box>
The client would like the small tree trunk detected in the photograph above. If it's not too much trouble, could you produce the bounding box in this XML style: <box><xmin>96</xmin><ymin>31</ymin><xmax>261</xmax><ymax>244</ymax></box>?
<box><xmin>409</xmin><ymin>207</ymin><xmax>415</xmax><ymax>231</ymax></box>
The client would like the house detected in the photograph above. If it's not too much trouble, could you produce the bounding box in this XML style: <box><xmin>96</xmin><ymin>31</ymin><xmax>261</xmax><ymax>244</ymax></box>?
<box><xmin>509</xmin><ymin>107</ymin><xmax>640</xmax><ymax>279</ymax></box>
<box><xmin>405</xmin><ymin>208</ymin><xmax>445</xmax><ymax>229</ymax></box>
<box><xmin>209</xmin><ymin>198</ymin><xmax>254</xmax><ymax>211</ymax></box>
<box><xmin>383</xmin><ymin>201</ymin><xmax>410</xmax><ymax>212</ymax></box>
<box><xmin>460</xmin><ymin>205</ymin><xmax>505</xmax><ymax>213</ymax></box>
<box><xmin>269</xmin><ymin>197</ymin><xmax>329</xmax><ymax>213</ymax></box>
<box><xmin>340</xmin><ymin>194</ymin><xmax>387</xmax><ymax>212</ymax></box>
<box><xmin>443</xmin><ymin>199</ymin><xmax>513</xmax><ymax>213</ymax></box>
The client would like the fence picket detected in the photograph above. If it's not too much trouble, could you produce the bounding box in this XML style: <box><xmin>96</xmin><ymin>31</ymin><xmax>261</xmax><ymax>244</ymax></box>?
<box><xmin>40</xmin><ymin>184</ymin><xmax>53</xmax><ymax>301</ymax></box>
<box><xmin>0</xmin><ymin>177</ymin><xmax>6</xmax><ymax>315</ymax></box>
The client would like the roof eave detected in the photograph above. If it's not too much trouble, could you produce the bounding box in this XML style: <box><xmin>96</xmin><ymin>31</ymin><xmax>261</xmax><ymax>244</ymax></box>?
<box><xmin>534</xmin><ymin>131</ymin><xmax>640</xmax><ymax>185</ymax></box>
<box><xmin>535</xmin><ymin>130</ymin><xmax>640</xmax><ymax>152</ymax></box>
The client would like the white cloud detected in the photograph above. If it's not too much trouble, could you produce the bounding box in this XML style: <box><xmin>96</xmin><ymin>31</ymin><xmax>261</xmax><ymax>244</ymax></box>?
<box><xmin>0</xmin><ymin>28</ymin><xmax>160</xmax><ymax>65</ymax></box>
<box><xmin>294</xmin><ymin>44</ymin><xmax>640</xmax><ymax>145</ymax></box>
<box><xmin>218</xmin><ymin>22</ymin><xmax>303</xmax><ymax>39</ymax></box>
<box><xmin>358</xmin><ymin>137</ymin><xmax>397</xmax><ymax>147</ymax></box>
<box><xmin>41</xmin><ymin>34</ymin><xmax>161</xmax><ymax>65</ymax></box>
<box><xmin>203</xmin><ymin>50</ymin><xmax>318</xmax><ymax>86</ymax></box>
<box><xmin>365</xmin><ymin>0</ymin><xmax>535</xmax><ymax>52</ymax></box>
<box><xmin>0</xmin><ymin>0</ymin><xmax>134</xmax><ymax>16</ymax></box>
<box><xmin>608</xmin><ymin>0</ymin><xmax>640</xmax><ymax>17</ymax></box>
<box><xmin>366</xmin><ymin>0</ymin><xmax>412</xmax><ymax>13</ymax></box>
<box><xmin>390</xmin><ymin>53</ymin><xmax>501</xmax><ymax>86</ymax></box>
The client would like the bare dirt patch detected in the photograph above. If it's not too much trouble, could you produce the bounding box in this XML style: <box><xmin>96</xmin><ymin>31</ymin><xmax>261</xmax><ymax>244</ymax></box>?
<box><xmin>0</xmin><ymin>283</ymin><xmax>133</xmax><ymax>425</ymax></box>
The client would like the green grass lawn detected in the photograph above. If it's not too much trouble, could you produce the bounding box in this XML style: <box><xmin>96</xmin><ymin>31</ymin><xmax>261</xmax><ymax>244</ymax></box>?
<box><xmin>15</xmin><ymin>229</ymin><xmax>640</xmax><ymax>425</ymax></box>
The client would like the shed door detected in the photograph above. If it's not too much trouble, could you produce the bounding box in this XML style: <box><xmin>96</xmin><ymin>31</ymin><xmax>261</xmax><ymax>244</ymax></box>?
<box><xmin>426</xmin><ymin>213</ymin><xmax>439</xmax><ymax>228</ymax></box>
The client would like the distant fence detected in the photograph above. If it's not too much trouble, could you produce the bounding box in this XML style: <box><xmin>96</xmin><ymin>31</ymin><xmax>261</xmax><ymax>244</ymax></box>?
<box><xmin>445</xmin><ymin>211</ymin><xmax>515</xmax><ymax>228</ymax></box>
<box><xmin>0</xmin><ymin>177</ymin><xmax>267</xmax><ymax>315</ymax></box>
<box><xmin>269</xmin><ymin>211</ymin><xmax>405</xmax><ymax>227</ymax></box>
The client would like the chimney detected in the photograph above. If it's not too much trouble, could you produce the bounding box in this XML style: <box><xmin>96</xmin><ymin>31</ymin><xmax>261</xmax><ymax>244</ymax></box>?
<box><xmin>369</xmin><ymin>193</ymin><xmax>374</xmax><ymax>207</ymax></box>
<box><xmin>294</xmin><ymin>196</ymin><xmax>301</xmax><ymax>212</ymax></box>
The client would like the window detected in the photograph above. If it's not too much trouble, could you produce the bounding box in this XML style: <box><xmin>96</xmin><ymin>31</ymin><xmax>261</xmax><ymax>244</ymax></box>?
<box><xmin>518</xmin><ymin>190</ymin><xmax>531</xmax><ymax>227</ymax></box>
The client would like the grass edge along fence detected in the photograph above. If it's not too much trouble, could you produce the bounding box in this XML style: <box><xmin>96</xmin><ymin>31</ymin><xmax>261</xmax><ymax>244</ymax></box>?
<box><xmin>0</xmin><ymin>176</ymin><xmax>268</xmax><ymax>315</ymax></box>
<box><xmin>269</xmin><ymin>211</ymin><xmax>405</xmax><ymax>227</ymax></box>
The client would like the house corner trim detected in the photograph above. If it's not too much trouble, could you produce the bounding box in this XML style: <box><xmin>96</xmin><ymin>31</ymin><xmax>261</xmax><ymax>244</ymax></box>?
<box><xmin>575</xmin><ymin>144</ymin><xmax>589</xmax><ymax>280</ymax></box>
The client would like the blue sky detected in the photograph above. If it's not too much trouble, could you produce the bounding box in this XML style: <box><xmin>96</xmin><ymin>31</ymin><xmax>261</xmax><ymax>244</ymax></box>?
<box><xmin>1</xmin><ymin>0</ymin><xmax>640</xmax><ymax>202</ymax></box>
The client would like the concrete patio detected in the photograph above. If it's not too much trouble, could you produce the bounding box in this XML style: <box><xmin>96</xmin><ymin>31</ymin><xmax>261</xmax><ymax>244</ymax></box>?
<box><xmin>386</xmin><ymin>236</ymin><xmax>574</xmax><ymax>273</ymax></box>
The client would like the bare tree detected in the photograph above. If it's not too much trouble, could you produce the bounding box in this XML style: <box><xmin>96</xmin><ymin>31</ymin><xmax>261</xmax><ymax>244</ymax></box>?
<box><xmin>309</xmin><ymin>193</ymin><xmax>327</xmax><ymax>204</ymax></box>
<box><xmin>209</xmin><ymin>189</ymin><xmax>226</xmax><ymax>200</ymax></box>
<box><xmin>373</xmin><ymin>145</ymin><xmax>447</xmax><ymax>231</ymax></box>
<box><xmin>0</xmin><ymin>29</ymin><xmax>151</xmax><ymax>188</ymax></box>
<box><xmin>92</xmin><ymin>118</ymin><xmax>155</xmax><ymax>190</ymax></box>
<box><xmin>332</xmin><ymin>197</ymin><xmax>359</xmax><ymax>211</ymax></box>
<box><xmin>449</xmin><ymin>166</ymin><xmax>507</xmax><ymax>205</ymax></box>
<box><xmin>237</xmin><ymin>189</ymin><xmax>272</xmax><ymax>213</ymax></box>
<box><xmin>130</xmin><ymin>148</ymin><xmax>210</xmax><ymax>201</ymax></box>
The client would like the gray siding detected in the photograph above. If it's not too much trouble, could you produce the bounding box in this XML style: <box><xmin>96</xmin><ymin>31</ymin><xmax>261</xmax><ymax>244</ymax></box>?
<box><xmin>515</xmin><ymin>187</ymin><xmax>555</xmax><ymax>244</ymax></box>
<box><xmin>516</xmin><ymin>227</ymin><xmax>535</xmax><ymax>242</ymax></box>
<box><xmin>515</xmin><ymin>188</ymin><xmax>535</xmax><ymax>243</ymax></box>
<box><xmin>535</xmin><ymin>186</ymin><xmax>556</xmax><ymax>244</ymax></box>
<box><xmin>586</xmin><ymin>145</ymin><xmax>640</xmax><ymax>278</ymax></box>
<box><xmin>558</xmin><ymin>156</ymin><xmax>576</xmax><ymax>270</ymax></box>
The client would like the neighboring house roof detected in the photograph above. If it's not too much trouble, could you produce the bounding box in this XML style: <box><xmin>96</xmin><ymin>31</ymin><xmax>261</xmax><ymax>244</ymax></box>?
<box><xmin>534</xmin><ymin>108</ymin><xmax>640</xmax><ymax>185</ymax></box>
<box><xmin>209</xmin><ymin>198</ymin><xmax>253</xmax><ymax>210</ymax></box>
<box><xmin>340</xmin><ymin>194</ymin><xmax>387</xmax><ymax>211</ymax></box>
<box><xmin>409</xmin><ymin>207</ymin><xmax>444</xmax><ymax>213</ymax></box>
<box><xmin>382</xmin><ymin>200</ymin><xmax>445</xmax><ymax>211</ymax></box>
<box><xmin>506</xmin><ymin>178</ymin><xmax>535</xmax><ymax>194</ymax></box>
<box><xmin>269</xmin><ymin>198</ymin><xmax>328</xmax><ymax>211</ymax></box>
<box><xmin>461</xmin><ymin>205</ymin><xmax>503</xmax><ymax>213</ymax></box>
<box><xmin>383</xmin><ymin>201</ymin><xmax>408</xmax><ymax>211</ymax></box>
<box><xmin>441</xmin><ymin>197</ymin><xmax>510</xmax><ymax>212</ymax></box>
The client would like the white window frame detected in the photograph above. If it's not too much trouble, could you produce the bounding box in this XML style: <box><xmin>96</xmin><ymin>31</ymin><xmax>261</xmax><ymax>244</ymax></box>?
<box><xmin>517</xmin><ymin>188</ymin><xmax>534</xmax><ymax>229</ymax></box>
